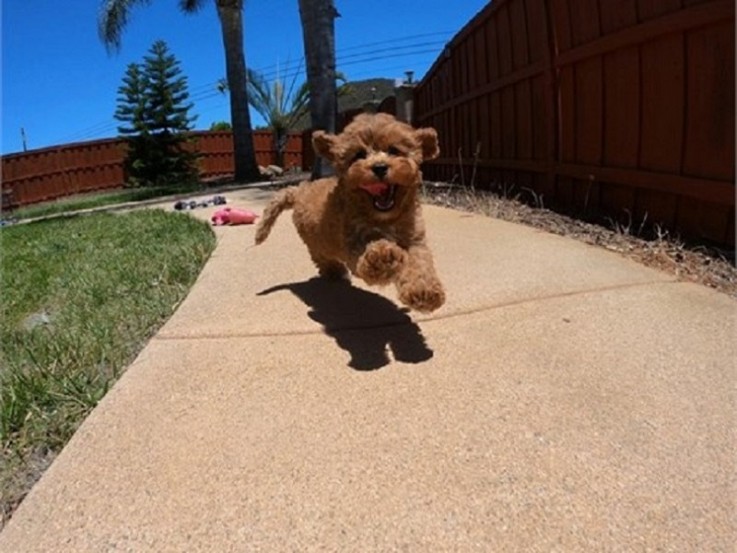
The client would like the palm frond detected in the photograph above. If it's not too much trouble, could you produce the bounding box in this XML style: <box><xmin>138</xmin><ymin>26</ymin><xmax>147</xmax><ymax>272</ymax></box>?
<box><xmin>282</xmin><ymin>57</ymin><xmax>304</xmax><ymax>113</ymax></box>
<box><xmin>98</xmin><ymin>0</ymin><xmax>152</xmax><ymax>52</ymax></box>
<box><xmin>242</xmin><ymin>66</ymin><xmax>352</xmax><ymax>135</ymax></box>
<box><xmin>245</xmin><ymin>68</ymin><xmax>276</xmax><ymax>122</ymax></box>
<box><xmin>178</xmin><ymin>0</ymin><xmax>207</xmax><ymax>13</ymax></box>
<box><xmin>284</xmin><ymin>81</ymin><xmax>311</xmax><ymax>128</ymax></box>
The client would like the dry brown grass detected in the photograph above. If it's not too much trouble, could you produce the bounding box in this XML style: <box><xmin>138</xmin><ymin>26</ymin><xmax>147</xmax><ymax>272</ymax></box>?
<box><xmin>421</xmin><ymin>182</ymin><xmax>737</xmax><ymax>299</ymax></box>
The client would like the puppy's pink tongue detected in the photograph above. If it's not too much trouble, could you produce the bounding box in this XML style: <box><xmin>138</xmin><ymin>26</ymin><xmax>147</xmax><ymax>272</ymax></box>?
<box><xmin>359</xmin><ymin>181</ymin><xmax>389</xmax><ymax>196</ymax></box>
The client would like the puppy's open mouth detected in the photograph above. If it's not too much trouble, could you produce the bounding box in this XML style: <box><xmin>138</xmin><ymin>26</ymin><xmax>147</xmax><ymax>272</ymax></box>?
<box><xmin>359</xmin><ymin>182</ymin><xmax>397</xmax><ymax>212</ymax></box>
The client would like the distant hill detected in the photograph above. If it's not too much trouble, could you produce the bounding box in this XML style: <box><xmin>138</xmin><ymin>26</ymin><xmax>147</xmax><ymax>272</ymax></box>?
<box><xmin>292</xmin><ymin>78</ymin><xmax>396</xmax><ymax>131</ymax></box>
<box><xmin>338</xmin><ymin>78</ymin><xmax>395</xmax><ymax>113</ymax></box>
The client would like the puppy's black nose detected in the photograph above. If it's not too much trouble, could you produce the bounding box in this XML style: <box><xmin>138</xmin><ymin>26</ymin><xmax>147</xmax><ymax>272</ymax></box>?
<box><xmin>371</xmin><ymin>163</ymin><xmax>388</xmax><ymax>179</ymax></box>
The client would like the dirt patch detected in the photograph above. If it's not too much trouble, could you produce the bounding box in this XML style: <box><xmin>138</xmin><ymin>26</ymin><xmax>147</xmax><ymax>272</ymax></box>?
<box><xmin>1</xmin><ymin>448</ymin><xmax>56</xmax><ymax>529</ymax></box>
<box><xmin>421</xmin><ymin>183</ymin><xmax>737</xmax><ymax>299</ymax></box>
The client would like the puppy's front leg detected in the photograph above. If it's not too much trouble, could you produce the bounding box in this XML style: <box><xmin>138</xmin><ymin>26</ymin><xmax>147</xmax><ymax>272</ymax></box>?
<box><xmin>353</xmin><ymin>238</ymin><xmax>407</xmax><ymax>286</ymax></box>
<box><xmin>395</xmin><ymin>245</ymin><xmax>445</xmax><ymax>312</ymax></box>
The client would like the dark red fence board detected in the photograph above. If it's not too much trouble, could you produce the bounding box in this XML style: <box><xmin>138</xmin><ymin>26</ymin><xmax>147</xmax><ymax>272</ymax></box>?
<box><xmin>600</xmin><ymin>0</ymin><xmax>638</xmax><ymax>34</ymax></box>
<box><xmin>638</xmin><ymin>0</ymin><xmax>681</xmax><ymax>20</ymax></box>
<box><xmin>415</xmin><ymin>0</ymin><xmax>735</xmax><ymax>246</ymax></box>
<box><xmin>683</xmin><ymin>21</ymin><xmax>735</xmax><ymax>181</ymax></box>
<box><xmin>509</xmin><ymin>0</ymin><xmax>529</xmax><ymax>68</ymax></box>
<box><xmin>603</xmin><ymin>47</ymin><xmax>640</xmax><ymax>168</ymax></box>
<box><xmin>558</xmin><ymin>66</ymin><xmax>576</xmax><ymax>163</ymax></box>
<box><xmin>526</xmin><ymin>0</ymin><xmax>547</xmax><ymax>64</ymax></box>
<box><xmin>497</xmin><ymin>5</ymin><xmax>513</xmax><ymax>76</ymax></box>
<box><xmin>569</xmin><ymin>0</ymin><xmax>601</xmax><ymax>47</ymax></box>
<box><xmin>575</xmin><ymin>57</ymin><xmax>604</xmax><ymax>165</ymax></box>
<box><xmin>639</xmin><ymin>34</ymin><xmax>684</xmax><ymax>174</ymax></box>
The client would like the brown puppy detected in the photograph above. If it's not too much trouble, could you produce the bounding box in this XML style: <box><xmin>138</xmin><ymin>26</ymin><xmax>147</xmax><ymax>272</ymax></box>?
<box><xmin>255</xmin><ymin>113</ymin><xmax>445</xmax><ymax>313</ymax></box>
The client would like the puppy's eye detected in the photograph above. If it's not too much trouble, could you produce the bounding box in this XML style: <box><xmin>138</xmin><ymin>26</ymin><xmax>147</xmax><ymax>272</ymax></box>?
<box><xmin>352</xmin><ymin>149</ymin><xmax>367</xmax><ymax>162</ymax></box>
<box><xmin>387</xmin><ymin>146</ymin><xmax>402</xmax><ymax>156</ymax></box>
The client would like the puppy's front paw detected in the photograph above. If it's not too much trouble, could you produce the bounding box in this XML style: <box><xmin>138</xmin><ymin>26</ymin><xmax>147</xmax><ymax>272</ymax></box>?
<box><xmin>356</xmin><ymin>240</ymin><xmax>407</xmax><ymax>285</ymax></box>
<box><xmin>399</xmin><ymin>281</ymin><xmax>445</xmax><ymax>313</ymax></box>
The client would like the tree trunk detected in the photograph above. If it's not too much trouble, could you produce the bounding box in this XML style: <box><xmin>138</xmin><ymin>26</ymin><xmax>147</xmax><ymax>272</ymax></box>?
<box><xmin>274</xmin><ymin>129</ymin><xmax>287</xmax><ymax>169</ymax></box>
<box><xmin>298</xmin><ymin>0</ymin><xmax>339</xmax><ymax>179</ymax></box>
<box><xmin>216</xmin><ymin>1</ymin><xmax>260</xmax><ymax>182</ymax></box>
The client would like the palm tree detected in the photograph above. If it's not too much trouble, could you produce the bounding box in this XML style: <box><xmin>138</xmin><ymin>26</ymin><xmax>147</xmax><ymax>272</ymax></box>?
<box><xmin>98</xmin><ymin>0</ymin><xmax>261</xmax><ymax>182</ymax></box>
<box><xmin>242</xmin><ymin>68</ymin><xmax>348</xmax><ymax>169</ymax></box>
<box><xmin>245</xmin><ymin>69</ymin><xmax>310</xmax><ymax>168</ymax></box>
<box><xmin>297</xmin><ymin>0</ymin><xmax>339</xmax><ymax>179</ymax></box>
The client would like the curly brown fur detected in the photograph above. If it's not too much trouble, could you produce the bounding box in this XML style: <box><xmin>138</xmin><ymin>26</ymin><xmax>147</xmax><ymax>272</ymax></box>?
<box><xmin>255</xmin><ymin>113</ymin><xmax>445</xmax><ymax>312</ymax></box>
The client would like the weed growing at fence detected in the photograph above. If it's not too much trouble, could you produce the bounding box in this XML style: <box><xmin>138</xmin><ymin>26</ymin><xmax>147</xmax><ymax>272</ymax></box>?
<box><xmin>0</xmin><ymin>209</ymin><xmax>216</xmax><ymax>526</ymax></box>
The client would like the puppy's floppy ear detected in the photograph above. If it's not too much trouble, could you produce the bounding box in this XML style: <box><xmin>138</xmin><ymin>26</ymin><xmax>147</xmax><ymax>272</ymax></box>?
<box><xmin>312</xmin><ymin>130</ymin><xmax>338</xmax><ymax>162</ymax></box>
<box><xmin>414</xmin><ymin>127</ymin><xmax>440</xmax><ymax>160</ymax></box>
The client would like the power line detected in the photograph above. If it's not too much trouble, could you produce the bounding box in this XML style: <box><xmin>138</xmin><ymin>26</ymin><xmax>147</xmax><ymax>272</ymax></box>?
<box><xmin>255</xmin><ymin>39</ymin><xmax>447</xmax><ymax>83</ymax></box>
<box><xmin>60</xmin><ymin>122</ymin><xmax>118</xmax><ymax>143</ymax></box>
<box><xmin>336</xmin><ymin>31</ymin><xmax>451</xmax><ymax>54</ymax></box>
<box><xmin>59</xmin><ymin>88</ymin><xmax>224</xmax><ymax>143</ymax></box>
<box><xmin>249</xmin><ymin>30</ymin><xmax>451</xmax><ymax>75</ymax></box>
<box><xmin>52</xmin><ymin>33</ymin><xmax>452</xmax><ymax>144</ymax></box>
<box><xmin>340</xmin><ymin>47</ymin><xmax>442</xmax><ymax>69</ymax></box>
<box><xmin>339</xmin><ymin>40</ymin><xmax>446</xmax><ymax>64</ymax></box>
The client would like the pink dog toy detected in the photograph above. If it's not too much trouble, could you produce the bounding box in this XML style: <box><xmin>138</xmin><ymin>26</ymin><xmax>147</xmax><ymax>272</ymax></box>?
<box><xmin>211</xmin><ymin>207</ymin><xmax>259</xmax><ymax>226</ymax></box>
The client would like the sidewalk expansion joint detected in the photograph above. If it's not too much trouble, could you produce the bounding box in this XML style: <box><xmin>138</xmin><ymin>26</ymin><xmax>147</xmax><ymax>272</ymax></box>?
<box><xmin>155</xmin><ymin>279</ymin><xmax>679</xmax><ymax>341</ymax></box>
<box><xmin>154</xmin><ymin>319</ymin><xmax>423</xmax><ymax>341</ymax></box>
<box><xmin>419</xmin><ymin>278</ymin><xmax>680</xmax><ymax>323</ymax></box>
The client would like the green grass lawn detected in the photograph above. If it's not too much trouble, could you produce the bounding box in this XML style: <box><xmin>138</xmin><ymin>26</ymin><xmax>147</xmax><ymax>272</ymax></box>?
<box><xmin>0</xmin><ymin>208</ymin><xmax>216</xmax><ymax>526</ymax></box>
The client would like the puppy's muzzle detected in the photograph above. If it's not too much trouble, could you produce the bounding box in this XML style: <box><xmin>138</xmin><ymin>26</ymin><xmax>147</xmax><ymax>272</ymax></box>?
<box><xmin>371</xmin><ymin>163</ymin><xmax>389</xmax><ymax>179</ymax></box>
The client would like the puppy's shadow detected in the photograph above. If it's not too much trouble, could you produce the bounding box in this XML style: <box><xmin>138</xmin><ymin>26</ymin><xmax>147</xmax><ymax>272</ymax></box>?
<box><xmin>258</xmin><ymin>278</ymin><xmax>433</xmax><ymax>371</ymax></box>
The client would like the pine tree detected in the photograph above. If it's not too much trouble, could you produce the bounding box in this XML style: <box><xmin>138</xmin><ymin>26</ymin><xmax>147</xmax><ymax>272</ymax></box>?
<box><xmin>114</xmin><ymin>40</ymin><xmax>199</xmax><ymax>187</ymax></box>
<box><xmin>115</xmin><ymin>62</ymin><xmax>147</xmax><ymax>136</ymax></box>
<box><xmin>143</xmin><ymin>40</ymin><xmax>196</xmax><ymax>137</ymax></box>
<box><xmin>115</xmin><ymin>62</ymin><xmax>152</xmax><ymax>186</ymax></box>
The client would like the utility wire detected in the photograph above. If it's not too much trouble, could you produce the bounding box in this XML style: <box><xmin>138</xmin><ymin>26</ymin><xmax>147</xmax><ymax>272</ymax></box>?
<box><xmin>250</xmin><ymin>31</ymin><xmax>451</xmax><ymax>77</ymax></box>
<box><xmin>54</xmin><ymin>34</ymin><xmax>452</xmax><ymax>143</ymax></box>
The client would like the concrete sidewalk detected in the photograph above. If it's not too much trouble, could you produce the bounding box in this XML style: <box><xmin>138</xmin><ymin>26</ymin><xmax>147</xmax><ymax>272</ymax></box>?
<box><xmin>1</xmin><ymin>188</ymin><xmax>734</xmax><ymax>551</ymax></box>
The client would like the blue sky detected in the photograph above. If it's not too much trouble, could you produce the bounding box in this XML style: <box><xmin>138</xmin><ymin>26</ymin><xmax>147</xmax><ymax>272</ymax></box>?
<box><xmin>1</xmin><ymin>0</ymin><xmax>489</xmax><ymax>155</ymax></box>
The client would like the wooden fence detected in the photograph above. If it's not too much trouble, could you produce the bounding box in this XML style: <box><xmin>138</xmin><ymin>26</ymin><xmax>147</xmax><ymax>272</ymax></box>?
<box><xmin>414</xmin><ymin>0</ymin><xmax>735</xmax><ymax>246</ymax></box>
<box><xmin>1</xmin><ymin>131</ymin><xmax>307</xmax><ymax>209</ymax></box>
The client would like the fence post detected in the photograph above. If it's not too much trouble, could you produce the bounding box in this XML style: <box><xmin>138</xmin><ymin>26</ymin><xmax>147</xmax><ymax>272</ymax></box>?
<box><xmin>394</xmin><ymin>72</ymin><xmax>416</xmax><ymax>125</ymax></box>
